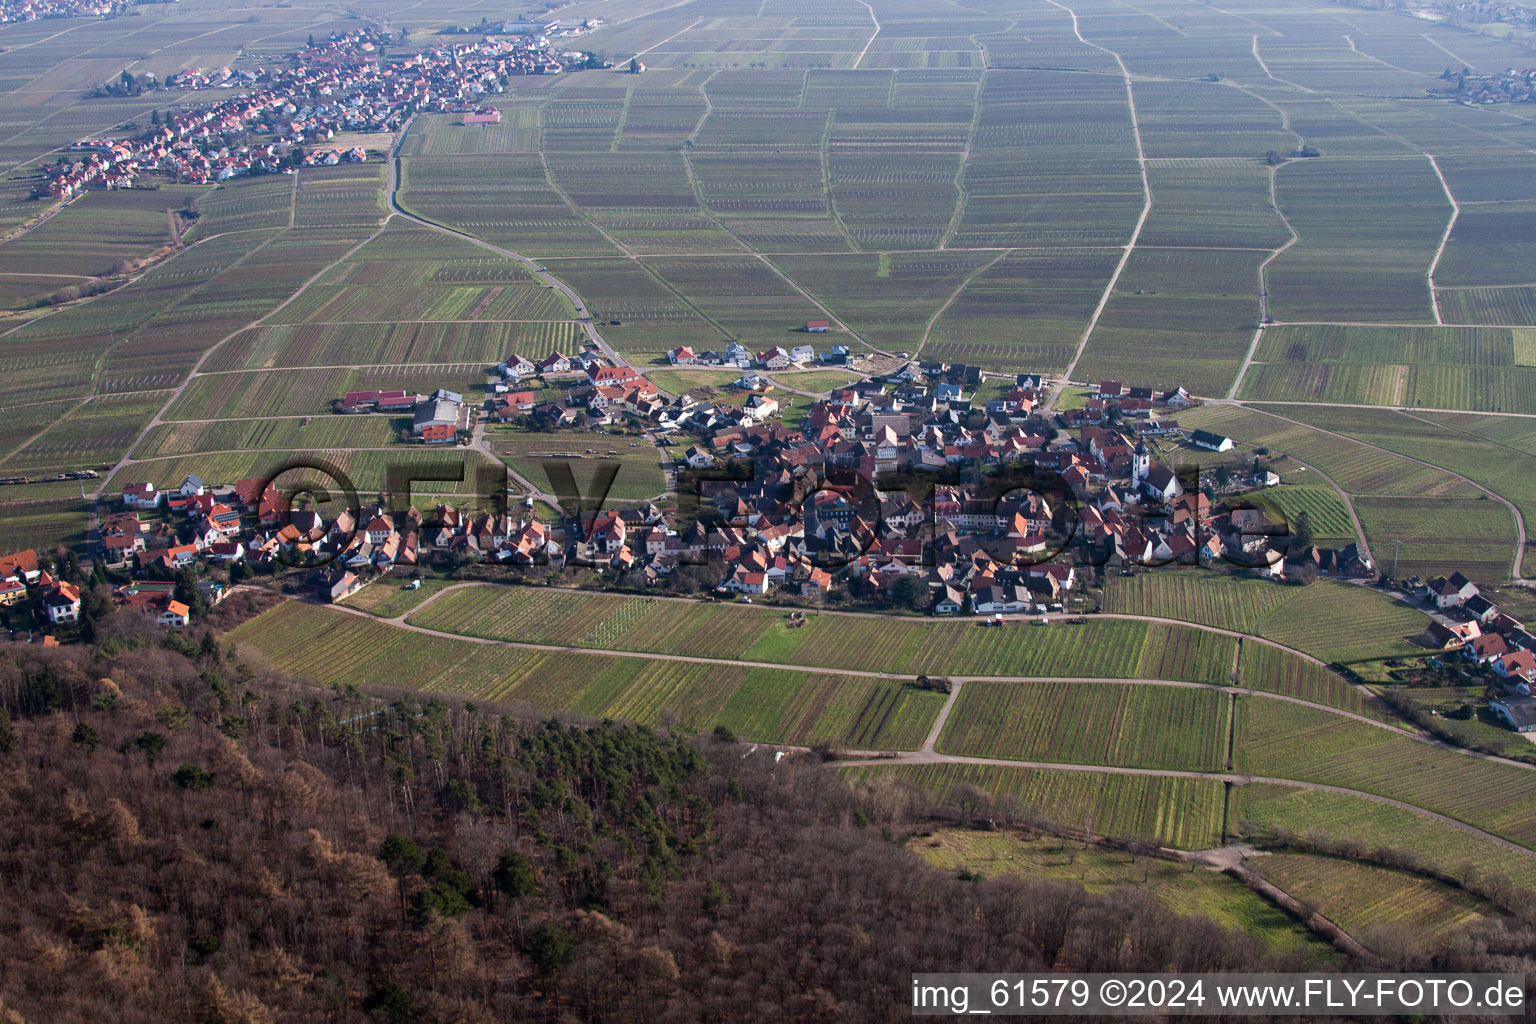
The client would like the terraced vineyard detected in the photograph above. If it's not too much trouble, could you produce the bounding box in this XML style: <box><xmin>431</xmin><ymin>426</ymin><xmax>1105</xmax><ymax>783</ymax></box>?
<box><xmin>936</xmin><ymin>681</ymin><xmax>1230</xmax><ymax>772</ymax></box>
<box><xmin>133</xmin><ymin>415</ymin><xmax>407</xmax><ymax>458</ymax></box>
<box><xmin>1236</xmin><ymin>642</ymin><xmax>1394</xmax><ymax>722</ymax></box>
<box><xmin>406</xmin><ymin>584</ymin><xmax>1239</xmax><ymax>684</ymax></box>
<box><xmin>228</xmin><ymin>601</ymin><xmax>942</xmax><ymax>750</ymax></box>
<box><xmin>1102</xmin><ymin>573</ymin><xmax>1425</xmax><ymax>663</ymax></box>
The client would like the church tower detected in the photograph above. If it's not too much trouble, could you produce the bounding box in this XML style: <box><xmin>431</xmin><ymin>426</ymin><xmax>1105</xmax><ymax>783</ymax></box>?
<box><xmin>1132</xmin><ymin>438</ymin><xmax>1150</xmax><ymax>490</ymax></box>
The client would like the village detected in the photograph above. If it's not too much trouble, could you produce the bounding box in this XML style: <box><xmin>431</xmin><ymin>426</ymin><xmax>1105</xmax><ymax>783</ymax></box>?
<box><xmin>0</xmin><ymin>0</ymin><xmax>159</xmax><ymax>24</ymax></box>
<box><xmin>1434</xmin><ymin>63</ymin><xmax>1536</xmax><ymax>104</ymax></box>
<box><xmin>36</xmin><ymin>27</ymin><xmax>593</xmax><ymax>197</ymax></box>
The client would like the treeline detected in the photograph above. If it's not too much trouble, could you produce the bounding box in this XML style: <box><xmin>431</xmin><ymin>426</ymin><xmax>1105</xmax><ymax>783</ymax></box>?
<box><xmin>0</xmin><ymin>630</ymin><xmax>1527</xmax><ymax>1021</ymax></box>
<box><xmin>20</xmin><ymin>275</ymin><xmax>124</xmax><ymax>310</ymax></box>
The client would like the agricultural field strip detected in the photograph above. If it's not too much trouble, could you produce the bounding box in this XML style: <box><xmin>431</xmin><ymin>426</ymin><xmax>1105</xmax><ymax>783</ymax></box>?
<box><xmin>913</xmin><ymin>249</ymin><xmax>1011</xmax><ymax>358</ymax></box>
<box><xmin>90</xmin><ymin>206</ymin><xmax>394</xmax><ymax>497</ymax></box>
<box><xmin>1423</xmin><ymin>154</ymin><xmax>1459</xmax><ymax>326</ymax></box>
<box><xmin>1042</xmin><ymin>0</ymin><xmax>1152</xmax><ymax>408</ymax></box>
<box><xmin>1233</xmin><ymin>401</ymin><xmax>1530</xmax><ymax>582</ymax></box>
<box><xmin>385</xmin><ymin>118</ymin><xmax>644</xmax><ymax>370</ymax></box>
<box><xmin>381</xmin><ymin>583</ymin><xmax>1449</xmax><ymax>747</ymax></box>
<box><xmin>620</xmin><ymin>69</ymin><xmax>917</xmax><ymax>347</ymax></box>
<box><xmin>0</xmin><ymin>225</ymin><xmax>291</xmax><ymax>466</ymax></box>
<box><xmin>1222</xmin><ymin>85</ymin><xmax>1305</xmax><ymax>400</ymax></box>
<box><xmin>1286</xmin><ymin>99</ymin><xmax>1460</xmax><ymax>327</ymax></box>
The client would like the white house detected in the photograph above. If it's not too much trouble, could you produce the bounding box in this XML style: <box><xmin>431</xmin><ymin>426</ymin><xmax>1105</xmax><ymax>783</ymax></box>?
<box><xmin>744</xmin><ymin>394</ymin><xmax>779</xmax><ymax>421</ymax></box>
<box><xmin>933</xmin><ymin>585</ymin><xmax>966</xmax><ymax>615</ymax></box>
<box><xmin>757</xmin><ymin>347</ymin><xmax>791</xmax><ymax>371</ymax></box>
<box><xmin>44</xmin><ymin>582</ymin><xmax>81</xmax><ymax>624</ymax></box>
<box><xmin>158</xmin><ymin>600</ymin><xmax>191</xmax><ymax>629</ymax></box>
<box><xmin>1142</xmin><ymin>464</ymin><xmax>1183</xmax><ymax>504</ymax></box>
<box><xmin>1492</xmin><ymin>695</ymin><xmax>1536</xmax><ymax>732</ymax></box>
<box><xmin>789</xmin><ymin>344</ymin><xmax>815</xmax><ymax>364</ymax></box>
<box><xmin>179</xmin><ymin>474</ymin><xmax>206</xmax><ymax>497</ymax></box>
<box><xmin>1189</xmin><ymin>429</ymin><xmax>1233</xmax><ymax>453</ymax></box>
<box><xmin>121</xmin><ymin>482</ymin><xmax>162</xmax><ymax>509</ymax></box>
<box><xmin>934</xmin><ymin>383</ymin><xmax>966</xmax><ymax>403</ymax></box>
<box><xmin>720</xmin><ymin>569</ymin><xmax>769</xmax><ymax>594</ymax></box>
<box><xmin>1427</xmin><ymin>573</ymin><xmax>1479</xmax><ymax>610</ymax></box>
<box><xmin>970</xmin><ymin>585</ymin><xmax>1028</xmax><ymax>615</ymax></box>
<box><xmin>537</xmin><ymin>352</ymin><xmax>572</xmax><ymax>374</ymax></box>
<box><xmin>684</xmin><ymin>446</ymin><xmax>715</xmax><ymax>468</ymax></box>
<box><xmin>501</xmin><ymin>353</ymin><xmax>535</xmax><ymax>377</ymax></box>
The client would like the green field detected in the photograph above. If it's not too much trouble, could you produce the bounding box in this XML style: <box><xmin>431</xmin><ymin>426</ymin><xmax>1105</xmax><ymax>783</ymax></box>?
<box><xmin>1260</xmin><ymin>405</ymin><xmax>1536</xmax><ymax>582</ymax></box>
<box><xmin>1242</xmin><ymin>326</ymin><xmax>1536</xmax><ymax>414</ymax></box>
<box><xmin>642</xmin><ymin>369</ymin><xmax>741</xmax><ymax>395</ymax></box>
<box><xmin>915</xmin><ymin>830</ymin><xmax>1328</xmax><ymax>956</ymax></box>
<box><xmin>768</xmin><ymin>369</ymin><xmax>862</xmax><ymax>394</ymax></box>
<box><xmin>133</xmin><ymin>415</ymin><xmax>407</xmax><ymax>458</ymax></box>
<box><xmin>936</xmin><ymin>681</ymin><xmax>1231</xmax><ymax>772</ymax></box>
<box><xmin>337</xmin><ymin>577</ymin><xmax>457</xmax><ymax>619</ymax></box>
<box><xmin>1236</xmin><ymin>642</ymin><xmax>1396</xmax><ymax>722</ymax></box>
<box><xmin>1177</xmin><ymin>405</ymin><xmax>1477</xmax><ymax>498</ymax></box>
<box><xmin>486</xmin><ymin>427</ymin><xmax>668</xmax><ymax>504</ymax></box>
<box><xmin>0</xmin><ymin>497</ymin><xmax>90</xmax><ymax>553</ymax></box>
<box><xmin>164</xmin><ymin>367</ymin><xmax>489</xmax><ymax>421</ymax></box>
<box><xmin>229</xmin><ymin>601</ymin><xmax>943</xmax><ymax>751</ymax></box>
<box><xmin>203</xmin><ymin>320</ymin><xmax>581</xmax><ymax>372</ymax></box>
<box><xmin>1176</xmin><ymin>404</ymin><xmax>1518</xmax><ymax>583</ymax></box>
<box><xmin>2</xmin><ymin>391</ymin><xmax>171</xmax><ymax>475</ymax></box>
<box><xmin>1351</xmin><ymin>496</ymin><xmax>1514</xmax><ymax>582</ymax></box>
<box><xmin>108</xmin><ymin>448</ymin><xmax>500</xmax><ymax>496</ymax></box>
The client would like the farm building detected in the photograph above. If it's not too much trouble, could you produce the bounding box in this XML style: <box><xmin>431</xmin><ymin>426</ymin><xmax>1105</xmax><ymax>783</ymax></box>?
<box><xmin>1493</xmin><ymin>696</ymin><xmax>1536</xmax><ymax>732</ymax></box>
<box><xmin>804</xmin><ymin>320</ymin><xmax>829</xmax><ymax>332</ymax></box>
<box><xmin>413</xmin><ymin>392</ymin><xmax>463</xmax><ymax>436</ymax></box>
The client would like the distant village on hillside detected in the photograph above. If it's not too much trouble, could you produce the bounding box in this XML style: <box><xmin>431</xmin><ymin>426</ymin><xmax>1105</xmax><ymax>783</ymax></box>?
<box><xmin>0</xmin><ymin>0</ymin><xmax>170</xmax><ymax>24</ymax></box>
<box><xmin>37</xmin><ymin>27</ymin><xmax>599</xmax><ymax>197</ymax></box>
